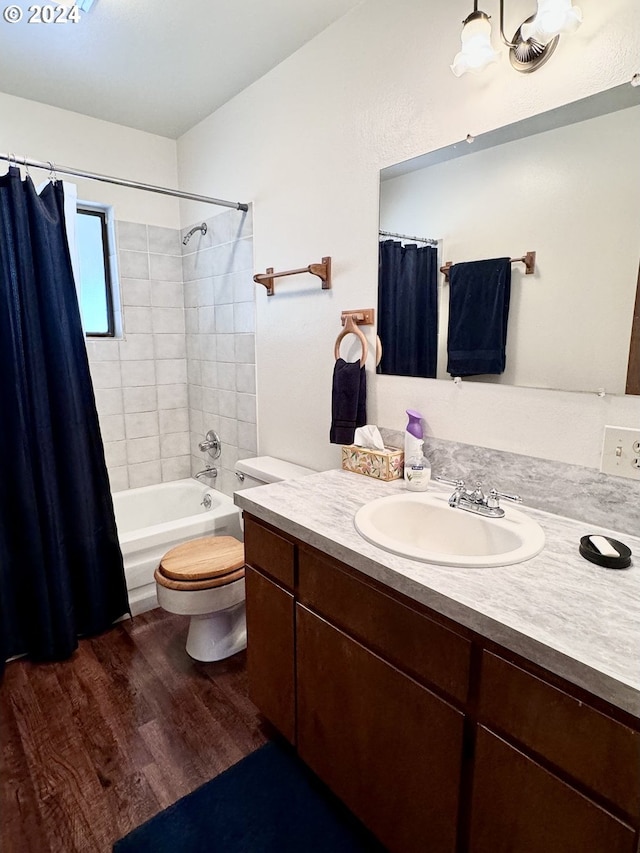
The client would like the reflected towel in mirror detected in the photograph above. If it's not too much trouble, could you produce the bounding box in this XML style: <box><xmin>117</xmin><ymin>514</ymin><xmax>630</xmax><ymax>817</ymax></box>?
<box><xmin>447</xmin><ymin>258</ymin><xmax>511</xmax><ymax>376</ymax></box>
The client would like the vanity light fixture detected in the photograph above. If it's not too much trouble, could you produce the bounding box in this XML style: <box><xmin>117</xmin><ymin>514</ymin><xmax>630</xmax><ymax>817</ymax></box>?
<box><xmin>451</xmin><ymin>0</ymin><xmax>582</xmax><ymax>77</ymax></box>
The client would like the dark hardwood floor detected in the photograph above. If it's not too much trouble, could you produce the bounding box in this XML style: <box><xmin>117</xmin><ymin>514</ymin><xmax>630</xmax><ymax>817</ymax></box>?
<box><xmin>0</xmin><ymin>608</ymin><xmax>267</xmax><ymax>852</ymax></box>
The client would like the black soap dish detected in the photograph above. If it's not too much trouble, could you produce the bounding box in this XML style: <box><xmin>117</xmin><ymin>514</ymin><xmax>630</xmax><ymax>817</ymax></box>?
<box><xmin>579</xmin><ymin>535</ymin><xmax>632</xmax><ymax>570</ymax></box>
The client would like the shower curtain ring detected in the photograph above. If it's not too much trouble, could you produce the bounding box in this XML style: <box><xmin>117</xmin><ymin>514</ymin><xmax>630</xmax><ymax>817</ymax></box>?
<box><xmin>23</xmin><ymin>155</ymin><xmax>31</xmax><ymax>178</ymax></box>
<box><xmin>48</xmin><ymin>161</ymin><xmax>57</xmax><ymax>183</ymax></box>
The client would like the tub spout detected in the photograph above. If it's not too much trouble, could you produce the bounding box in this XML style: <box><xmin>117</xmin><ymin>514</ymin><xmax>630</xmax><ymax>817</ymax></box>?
<box><xmin>195</xmin><ymin>466</ymin><xmax>217</xmax><ymax>480</ymax></box>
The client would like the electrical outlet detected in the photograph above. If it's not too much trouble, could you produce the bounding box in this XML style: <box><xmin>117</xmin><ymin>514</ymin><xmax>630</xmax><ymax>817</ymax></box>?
<box><xmin>600</xmin><ymin>426</ymin><xmax>640</xmax><ymax>481</ymax></box>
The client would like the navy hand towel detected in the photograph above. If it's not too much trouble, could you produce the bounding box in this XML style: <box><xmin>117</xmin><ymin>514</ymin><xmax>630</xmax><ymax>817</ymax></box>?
<box><xmin>447</xmin><ymin>257</ymin><xmax>511</xmax><ymax>376</ymax></box>
<box><xmin>329</xmin><ymin>358</ymin><xmax>366</xmax><ymax>445</ymax></box>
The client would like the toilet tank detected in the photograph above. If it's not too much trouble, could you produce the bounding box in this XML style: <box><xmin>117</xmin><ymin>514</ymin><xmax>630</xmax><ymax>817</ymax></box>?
<box><xmin>235</xmin><ymin>456</ymin><xmax>315</xmax><ymax>490</ymax></box>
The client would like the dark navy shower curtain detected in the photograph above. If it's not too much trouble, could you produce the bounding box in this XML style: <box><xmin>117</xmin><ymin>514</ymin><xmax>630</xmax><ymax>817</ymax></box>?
<box><xmin>0</xmin><ymin>166</ymin><xmax>129</xmax><ymax>670</ymax></box>
<box><xmin>377</xmin><ymin>240</ymin><xmax>438</xmax><ymax>377</ymax></box>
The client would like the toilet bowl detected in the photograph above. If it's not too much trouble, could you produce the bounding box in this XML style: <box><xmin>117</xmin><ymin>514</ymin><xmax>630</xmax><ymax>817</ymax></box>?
<box><xmin>154</xmin><ymin>456</ymin><xmax>315</xmax><ymax>662</ymax></box>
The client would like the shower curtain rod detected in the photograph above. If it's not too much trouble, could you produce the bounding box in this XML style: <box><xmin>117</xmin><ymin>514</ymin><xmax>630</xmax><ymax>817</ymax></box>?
<box><xmin>0</xmin><ymin>153</ymin><xmax>249</xmax><ymax>212</ymax></box>
<box><xmin>379</xmin><ymin>229</ymin><xmax>438</xmax><ymax>246</ymax></box>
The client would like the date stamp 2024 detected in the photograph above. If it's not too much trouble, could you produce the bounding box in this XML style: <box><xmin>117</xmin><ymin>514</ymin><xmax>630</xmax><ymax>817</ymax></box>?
<box><xmin>3</xmin><ymin>4</ymin><xmax>82</xmax><ymax>24</ymax></box>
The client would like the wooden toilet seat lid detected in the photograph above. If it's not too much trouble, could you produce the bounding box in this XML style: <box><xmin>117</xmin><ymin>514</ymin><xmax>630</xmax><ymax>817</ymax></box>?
<box><xmin>154</xmin><ymin>566</ymin><xmax>245</xmax><ymax>592</ymax></box>
<box><xmin>159</xmin><ymin>535</ymin><xmax>245</xmax><ymax>582</ymax></box>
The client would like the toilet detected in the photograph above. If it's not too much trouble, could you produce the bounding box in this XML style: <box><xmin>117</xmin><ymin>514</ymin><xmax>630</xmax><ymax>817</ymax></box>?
<box><xmin>154</xmin><ymin>456</ymin><xmax>315</xmax><ymax>662</ymax></box>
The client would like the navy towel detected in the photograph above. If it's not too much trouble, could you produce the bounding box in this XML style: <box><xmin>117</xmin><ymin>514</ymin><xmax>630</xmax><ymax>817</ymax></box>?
<box><xmin>447</xmin><ymin>257</ymin><xmax>511</xmax><ymax>376</ymax></box>
<box><xmin>329</xmin><ymin>358</ymin><xmax>366</xmax><ymax>445</ymax></box>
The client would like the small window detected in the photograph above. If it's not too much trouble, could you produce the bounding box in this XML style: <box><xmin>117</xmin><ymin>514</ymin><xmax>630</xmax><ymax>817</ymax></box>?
<box><xmin>76</xmin><ymin>206</ymin><xmax>116</xmax><ymax>337</ymax></box>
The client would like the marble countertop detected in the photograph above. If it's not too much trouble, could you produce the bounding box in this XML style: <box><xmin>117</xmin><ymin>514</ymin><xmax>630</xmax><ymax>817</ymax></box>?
<box><xmin>234</xmin><ymin>469</ymin><xmax>640</xmax><ymax>718</ymax></box>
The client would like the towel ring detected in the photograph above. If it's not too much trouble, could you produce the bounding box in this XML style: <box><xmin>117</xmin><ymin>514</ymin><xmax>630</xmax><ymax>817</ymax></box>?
<box><xmin>334</xmin><ymin>314</ymin><xmax>368</xmax><ymax>367</ymax></box>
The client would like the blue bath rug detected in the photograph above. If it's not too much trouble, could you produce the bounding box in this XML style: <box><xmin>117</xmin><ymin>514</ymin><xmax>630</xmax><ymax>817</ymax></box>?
<box><xmin>113</xmin><ymin>740</ymin><xmax>386</xmax><ymax>852</ymax></box>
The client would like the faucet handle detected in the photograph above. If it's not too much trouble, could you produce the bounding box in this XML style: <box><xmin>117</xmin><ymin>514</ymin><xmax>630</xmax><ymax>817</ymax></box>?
<box><xmin>435</xmin><ymin>476</ymin><xmax>465</xmax><ymax>489</ymax></box>
<box><xmin>487</xmin><ymin>488</ymin><xmax>523</xmax><ymax>509</ymax></box>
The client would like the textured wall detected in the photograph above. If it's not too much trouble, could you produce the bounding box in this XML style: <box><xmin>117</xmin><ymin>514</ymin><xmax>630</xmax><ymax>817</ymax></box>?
<box><xmin>177</xmin><ymin>0</ymin><xmax>640</xmax><ymax>473</ymax></box>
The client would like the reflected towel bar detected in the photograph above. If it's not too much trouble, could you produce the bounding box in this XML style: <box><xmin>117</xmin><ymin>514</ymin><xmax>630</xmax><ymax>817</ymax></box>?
<box><xmin>253</xmin><ymin>257</ymin><xmax>331</xmax><ymax>296</ymax></box>
<box><xmin>440</xmin><ymin>251</ymin><xmax>536</xmax><ymax>282</ymax></box>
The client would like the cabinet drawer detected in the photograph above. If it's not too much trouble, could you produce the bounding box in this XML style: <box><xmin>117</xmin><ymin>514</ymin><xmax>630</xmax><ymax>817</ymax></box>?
<box><xmin>244</xmin><ymin>516</ymin><xmax>295</xmax><ymax>591</ymax></box>
<box><xmin>479</xmin><ymin>651</ymin><xmax>640</xmax><ymax>817</ymax></box>
<box><xmin>298</xmin><ymin>545</ymin><xmax>471</xmax><ymax>703</ymax></box>
<box><xmin>469</xmin><ymin>727</ymin><xmax>636</xmax><ymax>853</ymax></box>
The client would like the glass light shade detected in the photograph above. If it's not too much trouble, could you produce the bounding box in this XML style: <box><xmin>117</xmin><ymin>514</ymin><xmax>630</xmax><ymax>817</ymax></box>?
<box><xmin>521</xmin><ymin>0</ymin><xmax>582</xmax><ymax>46</ymax></box>
<box><xmin>451</xmin><ymin>13</ymin><xmax>501</xmax><ymax>77</ymax></box>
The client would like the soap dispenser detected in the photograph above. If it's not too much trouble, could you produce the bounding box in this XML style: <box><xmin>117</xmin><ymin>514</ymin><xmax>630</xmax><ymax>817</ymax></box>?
<box><xmin>404</xmin><ymin>410</ymin><xmax>431</xmax><ymax>491</ymax></box>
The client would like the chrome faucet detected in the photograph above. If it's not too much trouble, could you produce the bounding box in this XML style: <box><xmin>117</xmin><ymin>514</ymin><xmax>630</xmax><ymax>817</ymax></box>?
<box><xmin>435</xmin><ymin>477</ymin><xmax>522</xmax><ymax>519</ymax></box>
<box><xmin>195</xmin><ymin>466</ymin><xmax>218</xmax><ymax>481</ymax></box>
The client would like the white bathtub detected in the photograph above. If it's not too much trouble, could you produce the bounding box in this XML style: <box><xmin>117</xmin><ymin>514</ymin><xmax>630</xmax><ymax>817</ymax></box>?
<box><xmin>113</xmin><ymin>478</ymin><xmax>243</xmax><ymax>615</ymax></box>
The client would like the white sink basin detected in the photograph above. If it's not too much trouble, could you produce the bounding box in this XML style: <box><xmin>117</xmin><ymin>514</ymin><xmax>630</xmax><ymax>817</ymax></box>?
<box><xmin>354</xmin><ymin>490</ymin><xmax>545</xmax><ymax>567</ymax></box>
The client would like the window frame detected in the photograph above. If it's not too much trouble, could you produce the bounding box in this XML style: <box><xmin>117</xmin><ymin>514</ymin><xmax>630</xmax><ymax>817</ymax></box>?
<box><xmin>75</xmin><ymin>202</ymin><xmax>120</xmax><ymax>338</ymax></box>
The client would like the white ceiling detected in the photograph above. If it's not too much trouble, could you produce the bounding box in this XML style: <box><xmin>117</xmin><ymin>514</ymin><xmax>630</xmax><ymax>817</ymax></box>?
<box><xmin>0</xmin><ymin>0</ymin><xmax>362</xmax><ymax>138</ymax></box>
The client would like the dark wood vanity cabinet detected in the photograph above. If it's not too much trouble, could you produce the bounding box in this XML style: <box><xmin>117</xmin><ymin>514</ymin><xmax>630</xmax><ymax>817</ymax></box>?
<box><xmin>243</xmin><ymin>514</ymin><xmax>640</xmax><ymax>853</ymax></box>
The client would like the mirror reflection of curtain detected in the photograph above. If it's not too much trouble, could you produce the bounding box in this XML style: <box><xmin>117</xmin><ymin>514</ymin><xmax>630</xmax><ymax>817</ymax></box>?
<box><xmin>377</xmin><ymin>240</ymin><xmax>438</xmax><ymax>377</ymax></box>
<box><xmin>0</xmin><ymin>166</ymin><xmax>129</xmax><ymax>673</ymax></box>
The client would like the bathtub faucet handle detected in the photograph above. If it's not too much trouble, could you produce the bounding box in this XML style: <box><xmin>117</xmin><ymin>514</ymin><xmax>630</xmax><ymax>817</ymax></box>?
<box><xmin>199</xmin><ymin>429</ymin><xmax>221</xmax><ymax>459</ymax></box>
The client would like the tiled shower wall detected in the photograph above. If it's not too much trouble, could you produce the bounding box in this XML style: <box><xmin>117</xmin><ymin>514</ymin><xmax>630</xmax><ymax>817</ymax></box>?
<box><xmin>88</xmin><ymin>221</ymin><xmax>190</xmax><ymax>492</ymax></box>
<box><xmin>183</xmin><ymin>207</ymin><xmax>257</xmax><ymax>497</ymax></box>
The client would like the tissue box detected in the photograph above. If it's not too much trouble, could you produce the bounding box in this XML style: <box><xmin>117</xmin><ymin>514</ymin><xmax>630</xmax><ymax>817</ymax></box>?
<box><xmin>341</xmin><ymin>445</ymin><xmax>404</xmax><ymax>481</ymax></box>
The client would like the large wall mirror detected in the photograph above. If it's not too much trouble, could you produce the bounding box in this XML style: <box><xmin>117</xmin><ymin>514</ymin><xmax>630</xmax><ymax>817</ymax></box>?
<box><xmin>378</xmin><ymin>83</ymin><xmax>640</xmax><ymax>396</ymax></box>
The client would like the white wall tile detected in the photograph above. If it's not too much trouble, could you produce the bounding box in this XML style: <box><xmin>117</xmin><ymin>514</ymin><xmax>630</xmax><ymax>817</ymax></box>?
<box><xmin>215</xmin><ymin>304</ymin><xmax>234</xmax><ymax>333</ymax></box>
<box><xmin>117</xmin><ymin>221</ymin><xmax>148</xmax><ymax>252</ymax></box>
<box><xmin>234</xmin><ymin>301</ymin><xmax>255</xmax><ymax>333</ymax></box>
<box><xmin>157</xmin><ymin>383</ymin><xmax>188</xmax><ymax>409</ymax></box>
<box><xmin>160</xmin><ymin>432</ymin><xmax>190</xmax><ymax>458</ymax></box>
<box><xmin>151</xmin><ymin>281</ymin><xmax>183</xmax><ymax>308</ymax></box>
<box><xmin>99</xmin><ymin>414</ymin><xmax>125</xmax><ymax>442</ymax></box>
<box><xmin>234</xmin><ymin>334</ymin><xmax>255</xmax><ymax>364</ymax></box>
<box><xmin>119</xmin><ymin>250</ymin><xmax>149</xmax><ymax>280</ymax></box>
<box><xmin>120</xmin><ymin>360</ymin><xmax>156</xmax><ymax>387</ymax></box>
<box><xmin>154</xmin><ymin>333</ymin><xmax>187</xmax><ymax>359</ymax></box>
<box><xmin>121</xmin><ymin>278</ymin><xmax>151</xmax><ymax>307</ymax></box>
<box><xmin>237</xmin><ymin>393</ymin><xmax>256</xmax><ymax>424</ymax></box>
<box><xmin>123</xmin><ymin>306</ymin><xmax>152</xmax><ymax>334</ymax></box>
<box><xmin>127</xmin><ymin>436</ymin><xmax>160</xmax><ymax>464</ymax></box>
<box><xmin>123</xmin><ymin>386</ymin><xmax>157</xmax><ymax>413</ymax></box>
<box><xmin>152</xmin><ymin>307</ymin><xmax>185</xmax><ymax>334</ymax></box>
<box><xmin>94</xmin><ymin>388</ymin><xmax>124</xmax><ymax>417</ymax></box>
<box><xmin>129</xmin><ymin>460</ymin><xmax>161</xmax><ymax>489</ymax></box>
<box><xmin>156</xmin><ymin>359</ymin><xmax>188</xmax><ymax>385</ymax></box>
<box><xmin>119</xmin><ymin>334</ymin><xmax>154</xmax><ymax>361</ymax></box>
<box><xmin>91</xmin><ymin>361</ymin><xmax>122</xmax><ymax>389</ymax></box>
<box><xmin>161</xmin><ymin>456</ymin><xmax>191</xmax><ymax>482</ymax></box>
<box><xmin>217</xmin><ymin>334</ymin><xmax>235</xmax><ymax>362</ymax></box>
<box><xmin>236</xmin><ymin>363</ymin><xmax>256</xmax><ymax>394</ymax></box>
<box><xmin>201</xmin><ymin>360</ymin><xmax>218</xmax><ymax>388</ymax></box>
<box><xmin>238</xmin><ymin>421</ymin><xmax>257</xmax><ymax>453</ymax></box>
<box><xmin>218</xmin><ymin>389</ymin><xmax>237</xmax><ymax>419</ymax></box>
<box><xmin>125</xmin><ymin>411</ymin><xmax>159</xmax><ymax>439</ymax></box>
<box><xmin>159</xmin><ymin>408</ymin><xmax>189</xmax><ymax>433</ymax></box>
<box><xmin>108</xmin><ymin>466</ymin><xmax>129</xmax><ymax>492</ymax></box>
<box><xmin>148</xmin><ymin>225</ymin><xmax>181</xmax><ymax>255</ymax></box>
<box><xmin>201</xmin><ymin>387</ymin><xmax>219</xmax><ymax>414</ymax></box>
<box><xmin>86</xmin><ymin>339</ymin><xmax>120</xmax><ymax>362</ymax></box>
<box><xmin>104</xmin><ymin>440</ymin><xmax>127</xmax><ymax>468</ymax></box>
<box><xmin>150</xmin><ymin>254</ymin><xmax>183</xmax><ymax>282</ymax></box>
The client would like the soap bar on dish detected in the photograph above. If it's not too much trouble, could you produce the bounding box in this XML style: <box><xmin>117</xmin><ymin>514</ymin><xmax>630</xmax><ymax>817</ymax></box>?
<box><xmin>579</xmin><ymin>535</ymin><xmax>632</xmax><ymax>569</ymax></box>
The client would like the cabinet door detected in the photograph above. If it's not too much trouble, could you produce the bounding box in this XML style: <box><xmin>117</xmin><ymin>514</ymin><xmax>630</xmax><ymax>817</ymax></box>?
<box><xmin>245</xmin><ymin>566</ymin><xmax>295</xmax><ymax>743</ymax></box>
<box><xmin>469</xmin><ymin>727</ymin><xmax>636</xmax><ymax>853</ymax></box>
<box><xmin>296</xmin><ymin>605</ymin><xmax>464</xmax><ymax>853</ymax></box>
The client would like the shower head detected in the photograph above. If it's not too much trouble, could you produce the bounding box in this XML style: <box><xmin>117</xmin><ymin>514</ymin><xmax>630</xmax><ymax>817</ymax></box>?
<box><xmin>183</xmin><ymin>222</ymin><xmax>207</xmax><ymax>245</ymax></box>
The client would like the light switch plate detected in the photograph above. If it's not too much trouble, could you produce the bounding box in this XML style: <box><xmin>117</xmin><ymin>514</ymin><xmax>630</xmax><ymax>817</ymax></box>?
<box><xmin>600</xmin><ymin>426</ymin><xmax>640</xmax><ymax>481</ymax></box>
